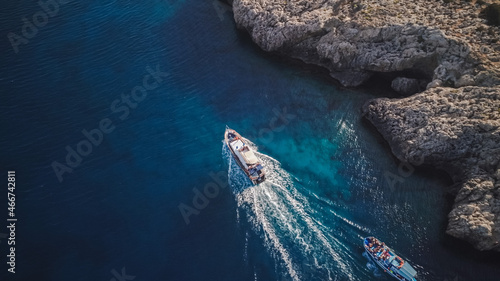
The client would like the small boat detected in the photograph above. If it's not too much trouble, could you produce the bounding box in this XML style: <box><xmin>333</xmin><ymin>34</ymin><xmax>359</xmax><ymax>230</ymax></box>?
<box><xmin>224</xmin><ymin>127</ymin><xmax>265</xmax><ymax>184</ymax></box>
<box><xmin>363</xmin><ymin>237</ymin><xmax>417</xmax><ymax>281</ymax></box>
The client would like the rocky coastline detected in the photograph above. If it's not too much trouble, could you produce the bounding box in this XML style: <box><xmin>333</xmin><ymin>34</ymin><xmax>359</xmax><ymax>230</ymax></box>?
<box><xmin>223</xmin><ymin>0</ymin><xmax>500</xmax><ymax>251</ymax></box>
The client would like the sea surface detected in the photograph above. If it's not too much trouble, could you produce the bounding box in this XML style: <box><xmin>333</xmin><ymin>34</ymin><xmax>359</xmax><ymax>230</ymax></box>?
<box><xmin>1</xmin><ymin>1</ymin><xmax>499</xmax><ymax>281</ymax></box>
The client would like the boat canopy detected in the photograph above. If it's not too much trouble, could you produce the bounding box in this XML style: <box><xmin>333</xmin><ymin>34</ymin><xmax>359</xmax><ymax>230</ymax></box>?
<box><xmin>230</xmin><ymin>139</ymin><xmax>259</xmax><ymax>165</ymax></box>
<box><xmin>230</xmin><ymin>140</ymin><xmax>245</xmax><ymax>151</ymax></box>
<box><xmin>240</xmin><ymin>147</ymin><xmax>259</xmax><ymax>165</ymax></box>
<box><xmin>399</xmin><ymin>262</ymin><xmax>417</xmax><ymax>279</ymax></box>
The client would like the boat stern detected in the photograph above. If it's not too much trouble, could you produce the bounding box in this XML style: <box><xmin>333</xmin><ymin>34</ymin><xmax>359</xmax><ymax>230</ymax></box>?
<box><xmin>254</xmin><ymin>175</ymin><xmax>266</xmax><ymax>184</ymax></box>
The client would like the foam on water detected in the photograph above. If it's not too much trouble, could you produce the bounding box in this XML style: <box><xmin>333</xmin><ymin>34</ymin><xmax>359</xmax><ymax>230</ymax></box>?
<box><xmin>222</xmin><ymin>140</ymin><xmax>362</xmax><ymax>281</ymax></box>
<box><xmin>362</xmin><ymin>252</ymin><xmax>383</xmax><ymax>278</ymax></box>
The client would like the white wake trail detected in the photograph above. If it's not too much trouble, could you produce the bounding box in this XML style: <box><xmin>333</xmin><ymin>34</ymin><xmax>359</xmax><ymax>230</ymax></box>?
<box><xmin>222</xmin><ymin>141</ymin><xmax>356</xmax><ymax>281</ymax></box>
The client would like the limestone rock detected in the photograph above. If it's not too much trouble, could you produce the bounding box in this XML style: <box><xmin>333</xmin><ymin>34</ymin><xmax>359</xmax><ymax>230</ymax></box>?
<box><xmin>391</xmin><ymin>77</ymin><xmax>423</xmax><ymax>96</ymax></box>
<box><xmin>230</xmin><ymin>0</ymin><xmax>500</xmax><ymax>88</ymax></box>
<box><xmin>363</xmin><ymin>86</ymin><xmax>500</xmax><ymax>251</ymax></box>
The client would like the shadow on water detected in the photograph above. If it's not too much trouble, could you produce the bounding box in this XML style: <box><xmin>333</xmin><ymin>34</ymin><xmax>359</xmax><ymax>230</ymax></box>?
<box><xmin>234</xmin><ymin>28</ymin><xmax>343</xmax><ymax>87</ymax></box>
<box><xmin>440</xmin><ymin>232</ymin><xmax>500</xmax><ymax>262</ymax></box>
<box><xmin>232</xmin><ymin>16</ymin><xmax>416</xmax><ymax>100</ymax></box>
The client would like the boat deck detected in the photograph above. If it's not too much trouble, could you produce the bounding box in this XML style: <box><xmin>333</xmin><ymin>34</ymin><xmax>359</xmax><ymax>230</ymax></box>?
<box><xmin>224</xmin><ymin>127</ymin><xmax>265</xmax><ymax>185</ymax></box>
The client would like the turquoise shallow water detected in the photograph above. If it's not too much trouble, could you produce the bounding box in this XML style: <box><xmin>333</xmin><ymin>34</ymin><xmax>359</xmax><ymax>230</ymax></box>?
<box><xmin>1</xmin><ymin>0</ymin><xmax>500</xmax><ymax>280</ymax></box>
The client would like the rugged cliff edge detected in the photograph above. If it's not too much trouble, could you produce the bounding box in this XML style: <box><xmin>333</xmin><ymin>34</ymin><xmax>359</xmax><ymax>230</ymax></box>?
<box><xmin>230</xmin><ymin>0</ymin><xmax>499</xmax><ymax>90</ymax></box>
<box><xmin>363</xmin><ymin>86</ymin><xmax>500</xmax><ymax>251</ymax></box>
<box><xmin>225</xmin><ymin>0</ymin><xmax>500</xmax><ymax>251</ymax></box>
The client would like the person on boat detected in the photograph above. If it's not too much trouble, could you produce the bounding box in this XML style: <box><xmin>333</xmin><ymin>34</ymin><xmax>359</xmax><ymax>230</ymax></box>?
<box><xmin>373</xmin><ymin>239</ymin><xmax>383</xmax><ymax>249</ymax></box>
<box><xmin>228</xmin><ymin>131</ymin><xmax>239</xmax><ymax>140</ymax></box>
<box><xmin>381</xmin><ymin>250</ymin><xmax>390</xmax><ymax>262</ymax></box>
<box><xmin>377</xmin><ymin>248</ymin><xmax>385</xmax><ymax>260</ymax></box>
<box><xmin>366</xmin><ymin>238</ymin><xmax>374</xmax><ymax>250</ymax></box>
<box><xmin>377</xmin><ymin>248</ymin><xmax>388</xmax><ymax>259</ymax></box>
<box><xmin>368</xmin><ymin>242</ymin><xmax>374</xmax><ymax>251</ymax></box>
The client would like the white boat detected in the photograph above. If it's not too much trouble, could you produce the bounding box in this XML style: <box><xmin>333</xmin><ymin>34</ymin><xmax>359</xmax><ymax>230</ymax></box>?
<box><xmin>364</xmin><ymin>237</ymin><xmax>418</xmax><ymax>281</ymax></box>
<box><xmin>224</xmin><ymin>127</ymin><xmax>265</xmax><ymax>184</ymax></box>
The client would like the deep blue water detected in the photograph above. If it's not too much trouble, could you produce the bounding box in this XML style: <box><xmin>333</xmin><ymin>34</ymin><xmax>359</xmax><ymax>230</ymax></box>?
<box><xmin>1</xmin><ymin>1</ymin><xmax>500</xmax><ymax>281</ymax></box>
